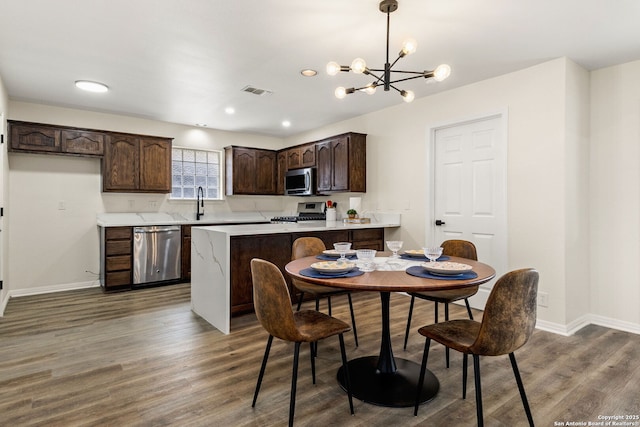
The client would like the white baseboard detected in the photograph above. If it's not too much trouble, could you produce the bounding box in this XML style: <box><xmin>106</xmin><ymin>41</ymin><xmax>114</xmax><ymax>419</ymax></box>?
<box><xmin>399</xmin><ymin>292</ymin><xmax>640</xmax><ymax>337</ymax></box>
<box><xmin>0</xmin><ymin>291</ymin><xmax>9</xmax><ymax>317</ymax></box>
<box><xmin>6</xmin><ymin>280</ymin><xmax>100</xmax><ymax>299</ymax></box>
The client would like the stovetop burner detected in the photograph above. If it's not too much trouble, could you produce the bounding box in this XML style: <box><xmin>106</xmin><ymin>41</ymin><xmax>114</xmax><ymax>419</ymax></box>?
<box><xmin>271</xmin><ymin>202</ymin><xmax>326</xmax><ymax>223</ymax></box>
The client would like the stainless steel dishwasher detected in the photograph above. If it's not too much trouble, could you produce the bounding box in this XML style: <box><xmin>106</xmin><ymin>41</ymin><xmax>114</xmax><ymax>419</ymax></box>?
<box><xmin>133</xmin><ymin>226</ymin><xmax>181</xmax><ymax>285</ymax></box>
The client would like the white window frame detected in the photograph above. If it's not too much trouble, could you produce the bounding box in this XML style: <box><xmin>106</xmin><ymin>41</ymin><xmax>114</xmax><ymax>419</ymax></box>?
<box><xmin>170</xmin><ymin>146</ymin><xmax>223</xmax><ymax>200</ymax></box>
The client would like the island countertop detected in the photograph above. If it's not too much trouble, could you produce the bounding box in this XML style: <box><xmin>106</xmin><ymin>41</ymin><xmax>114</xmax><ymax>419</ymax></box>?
<box><xmin>192</xmin><ymin>216</ymin><xmax>400</xmax><ymax>236</ymax></box>
<box><xmin>190</xmin><ymin>213</ymin><xmax>400</xmax><ymax>334</ymax></box>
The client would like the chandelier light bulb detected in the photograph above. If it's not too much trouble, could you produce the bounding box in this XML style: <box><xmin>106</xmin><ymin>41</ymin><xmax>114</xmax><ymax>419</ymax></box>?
<box><xmin>326</xmin><ymin>61</ymin><xmax>341</xmax><ymax>76</ymax></box>
<box><xmin>335</xmin><ymin>87</ymin><xmax>347</xmax><ymax>99</ymax></box>
<box><xmin>401</xmin><ymin>38</ymin><xmax>418</xmax><ymax>56</ymax></box>
<box><xmin>351</xmin><ymin>58</ymin><xmax>367</xmax><ymax>74</ymax></box>
<box><xmin>401</xmin><ymin>90</ymin><xmax>415</xmax><ymax>103</ymax></box>
<box><xmin>363</xmin><ymin>83</ymin><xmax>377</xmax><ymax>95</ymax></box>
<box><xmin>433</xmin><ymin>64</ymin><xmax>451</xmax><ymax>82</ymax></box>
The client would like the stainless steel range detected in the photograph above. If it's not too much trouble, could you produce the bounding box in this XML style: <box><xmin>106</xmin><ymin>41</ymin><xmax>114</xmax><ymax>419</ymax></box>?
<box><xmin>271</xmin><ymin>202</ymin><xmax>326</xmax><ymax>223</ymax></box>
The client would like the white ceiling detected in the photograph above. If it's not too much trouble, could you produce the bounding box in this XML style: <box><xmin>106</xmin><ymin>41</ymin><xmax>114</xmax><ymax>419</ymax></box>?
<box><xmin>1</xmin><ymin>0</ymin><xmax>639</xmax><ymax>138</ymax></box>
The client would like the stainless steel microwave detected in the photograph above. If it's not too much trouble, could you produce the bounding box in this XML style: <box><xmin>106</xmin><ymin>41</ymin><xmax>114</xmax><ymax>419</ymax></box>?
<box><xmin>285</xmin><ymin>167</ymin><xmax>316</xmax><ymax>196</ymax></box>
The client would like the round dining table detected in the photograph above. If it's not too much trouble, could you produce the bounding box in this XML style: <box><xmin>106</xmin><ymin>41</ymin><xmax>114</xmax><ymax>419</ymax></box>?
<box><xmin>285</xmin><ymin>255</ymin><xmax>496</xmax><ymax>408</ymax></box>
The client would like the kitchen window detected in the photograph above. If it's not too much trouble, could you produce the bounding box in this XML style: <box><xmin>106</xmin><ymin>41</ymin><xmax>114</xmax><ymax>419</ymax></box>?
<box><xmin>171</xmin><ymin>147</ymin><xmax>222</xmax><ymax>200</ymax></box>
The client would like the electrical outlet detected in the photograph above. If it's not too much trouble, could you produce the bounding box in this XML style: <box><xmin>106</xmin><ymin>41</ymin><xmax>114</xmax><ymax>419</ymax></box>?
<box><xmin>58</xmin><ymin>201</ymin><xmax>66</xmax><ymax>210</ymax></box>
<box><xmin>537</xmin><ymin>291</ymin><xmax>549</xmax><ymax>307</ymax></box>
<box><xmin>128</xmin><ymin>200</ymin><xmax>135</xmax><ymax>209</ymax></box>
<box><xmin>149</xmin><ymin>200</ymin><xmax>158</xmax><ymax>209</ymax></box>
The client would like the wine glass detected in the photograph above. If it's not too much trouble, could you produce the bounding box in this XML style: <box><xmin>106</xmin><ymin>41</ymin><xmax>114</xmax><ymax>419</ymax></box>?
<box><xmin>333</xmin><ymin>242</ymin><xmax>352</xmax><ymax>263</ymax></box>
<box><xmin>424</xmin><ymin>246</ymin><xmax>443</xmax><ymax>263</ymax></box>
<box><xmin>386</xmin><ymin>240</ymin><xmax>403</xmax><ymax>259</ymax></box>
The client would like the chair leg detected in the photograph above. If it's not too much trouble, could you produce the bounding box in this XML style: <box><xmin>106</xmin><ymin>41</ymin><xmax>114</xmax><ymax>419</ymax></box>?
<box><xmin>445</xmin><ymin>303</ymin><xmax>450</xmax><ymax>368</ymax></box>
<box><xmin>289</xmin><ymin>342</ymin><xmax>301</xmax><ymax>427</ymax></box>
<box><xmin>310</xmin><ymin>342</ymin><xmax>316</xmax><ymax>384</ymax></box>
<box><xmin>403</xmin><ymin>295</ymin><xmax>416</xmax><ymax>350</ymax></box>
<box><xmin>462</xmin><ymin>353</ymin><xmax>468</xmax><ymax>399</ymax></box>
<box><xmin>338</xmin><ymin>333</ymin><xmax>354</xmax><ymax>415</ymax></box>
<box><xmin>252</xmin><ymin>335</ymin><xmax>273</xmax><ymax>407</ymax></box>
<box><xmin>473</xmin><ymin>354</ymin><xmax>484</xmax><ymax>427</ymax></box>
<box><xmin>434</xmin><ymin>302</ymin><xmax>439</xmax><ymax>323</ymax></box>
<box><xmin>327</xmin><ymin>296</ymin><xmax>332</xmax><ymax>316</ymax></box>
<box><xmin>346</xmin><ymin>293</ymin><xmax>359</xmax><ymax>347</ymax></box>
<box><xmin>509</xmin><ymin>353</ymin><xmax>534</xmax><ymax>426</ymax></box>
<box><xmin>315</xmin><ymin>297</ymin><xmax>320</xmax><ymax>312</ymax></box>
<box><xmin>414</xmin><ymin>338</ymin><xmax>432</xmax><ymax>416</ymax></box>
<box><xmin>296</xmin><ymin>292</ymin><xmax>305</xmax><ymax>311</ymax></box>
<box><xmin>464</xmin><ymin>297</ymin><xmax>474</xmax><ymax>320</ymax></box>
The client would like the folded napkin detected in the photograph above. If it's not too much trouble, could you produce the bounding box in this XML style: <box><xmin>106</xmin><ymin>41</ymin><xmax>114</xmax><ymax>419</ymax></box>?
<box><xmin>400</xmin><ymin>254</ymin><xmax>450</xmax><ymax>261</ymax></box>
<box><xmin>300</xmin><ymin>267</ymin><xmax>364</xmax><ymax>279</ymax></box>
<box><xmin>316</xmin><ymin>254</ymin><xmax>358</xmax><ymax>261</ymax></box>
<box><xmin>405</xmin><ymin>265</ymin><xmax>477</xmax><ymax>280</ymax></box>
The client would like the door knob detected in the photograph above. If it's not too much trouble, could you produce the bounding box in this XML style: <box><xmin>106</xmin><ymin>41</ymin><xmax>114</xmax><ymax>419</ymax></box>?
<box><xmin>435</xmin><ymin>220</ymin><xmax>445</xmax><ymax>226</ymax></box>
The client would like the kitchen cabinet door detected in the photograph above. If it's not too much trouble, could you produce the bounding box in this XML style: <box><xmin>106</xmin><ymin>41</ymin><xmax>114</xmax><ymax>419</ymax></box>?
<box><xmin>139</xmin><ymin>138</ymin><xmax>171</xmax><ymax>192</ymax></box>
<box><xmin>255</xmin><ymin>149</ymin><xmax>277</xmax><ymax>194</ymax></box>
<box><xmin>61</xmin><ymin>129</ymin><xmax>104</xmax><ymax>156</ymax></box>
<box><xmin>9</xmin><ymin>122</ymin><xmax>60</xmax><ymax>153</ymax></box>
<box><xmin>276</xmin><ymin>150</ymin><xmax>286</xmax><ymax>195</ymax></box>
<box><xmin>103</xmin><ymin>135</ymin><xmax>139</xmax><ymax>191</ymax></box>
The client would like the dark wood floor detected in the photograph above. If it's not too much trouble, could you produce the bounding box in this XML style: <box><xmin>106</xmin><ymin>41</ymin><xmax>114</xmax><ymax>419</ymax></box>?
<box><xmin>1</xmin><ymin>283</ymin><xmax>639</xmax><ymax>426</ymax></box>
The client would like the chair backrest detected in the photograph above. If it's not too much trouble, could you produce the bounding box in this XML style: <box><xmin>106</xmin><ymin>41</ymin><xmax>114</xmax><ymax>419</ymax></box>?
<box><xmin>251</xmin><ymin>258</ymin><xmax>303</xmax><ymax>342</ymax></box>
<box><xmin>292</xmin><ymin>237</ymin><xmax>326</xmax><ymax>260</ymax></box>
<box><xmin>441</xmin><ymin>240</ymin><xmax>478</xmax><ymax>261</ymax></box>
<box><xmin>470</xmin><ymin>268</ymin><xmax>539</xmax><ymax>356</ymax></box>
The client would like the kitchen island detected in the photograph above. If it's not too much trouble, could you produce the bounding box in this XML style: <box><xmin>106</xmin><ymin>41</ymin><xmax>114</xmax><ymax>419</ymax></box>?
<box><xmin>190</xmin><ymin>214</ymin><xmax>400</xmax><ymax>334</ymax></box>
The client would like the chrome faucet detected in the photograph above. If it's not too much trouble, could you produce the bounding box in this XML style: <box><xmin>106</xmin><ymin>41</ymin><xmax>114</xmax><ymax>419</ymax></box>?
<box><xmin>196</xmin><ymin>186</ymin><xmax>204</xmax><ymax>220</ymax></box>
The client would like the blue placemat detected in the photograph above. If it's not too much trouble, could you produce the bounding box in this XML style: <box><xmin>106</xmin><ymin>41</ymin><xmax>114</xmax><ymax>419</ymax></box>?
<box><xmin>406</xmin><ymin>265</ymin><xmax>477</xmax><ymax>280</ymax></box>
<box><xmin>400</xmin><ymin>254</ymin><xmax>450</xmax><ymax>261</ymax></box>
<box><xmin>300</xmin><ymin>267</ymin><xmax>364</xmax><ymax>279</ymax></box>
<box><xmin>316</xmin><ymin>254</ymin><xmax>357</xmax><ymax>261</ymax></box>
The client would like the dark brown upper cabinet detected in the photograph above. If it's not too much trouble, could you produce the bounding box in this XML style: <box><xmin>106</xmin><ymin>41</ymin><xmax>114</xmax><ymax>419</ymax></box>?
<box><xmin>316</xmin><ymin>132</ymin><xmax>366</xmax><ymax>193</ymax></box>
<box><xmin>8</xmin><ymin>120</ymin><xmax>104</xmax><ymax>156</ymax></box>
<box><xmin>102</xmin><ymin>134</ymin><xmax>172</xmax><ymax>193</ymax></box>
<box><xmin>285</xmin><ymin>143</ymin><xmax>316</xmax><ymax>170</ymax></box>
<box><xmin>225</xmin><ymin>146</ymin><xmax>277</xmax><ymax>195</ymax></box>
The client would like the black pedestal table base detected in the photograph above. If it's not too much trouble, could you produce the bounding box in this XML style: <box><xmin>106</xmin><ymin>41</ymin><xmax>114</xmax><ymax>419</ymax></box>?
<box><xmin>337</xmin><ymin>356</ymin><xmax>439</xmax><ymax>407</ymax></box>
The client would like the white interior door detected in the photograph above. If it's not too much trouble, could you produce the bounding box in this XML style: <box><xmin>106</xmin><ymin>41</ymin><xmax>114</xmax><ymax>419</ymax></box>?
<box><xmin>431</xmin><ymin>113</ymin><xmax>508</xmax><ymax>308</ymax></box>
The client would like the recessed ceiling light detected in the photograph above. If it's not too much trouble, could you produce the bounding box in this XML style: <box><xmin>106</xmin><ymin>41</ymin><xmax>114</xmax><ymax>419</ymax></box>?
<box><xmin>225</xmin><ymin>107</ymin><xmax>235</xmax><ymax>114</ymax></box>
<box><xmin>195</xmin><ymin>123</ymin><xmax>207</xmax><ymax>127</ymax></box>
<box><xmin>300</xmin><ymin>69</ymin><xmax>318</xmax><ymax>77</ymax></box>
<box><xmin>282</xmin><ymin>120</ymin><xmax>291</xmax><ymax>128</ymax></box>
<box><xmin>75</xmin><ymin>80</ymin><xmax>109</xmax><ymax>93</ymax></box>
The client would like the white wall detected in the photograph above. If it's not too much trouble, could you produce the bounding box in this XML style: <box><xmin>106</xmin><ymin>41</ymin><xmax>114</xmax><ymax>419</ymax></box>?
<box><xmin>286</xmin><ymin>58</ymin><xmax>592</xmax><ymax>331</ymax></box>
<box><xmin>0</xmin><ymin>74</ymin><xmax>9</xmax><ymax>312</ymax></box>
<box><xmin>590</xmin><ymin>60</ymin><xmax>640</xmax><ymax>330</ymax></box>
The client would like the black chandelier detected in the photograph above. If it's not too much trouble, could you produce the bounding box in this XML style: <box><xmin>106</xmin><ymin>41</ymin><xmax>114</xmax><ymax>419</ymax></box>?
<box><xmin>327</xmin><ymin>0</ymin><xmax>450</xmax><ymax>103</ymax></box>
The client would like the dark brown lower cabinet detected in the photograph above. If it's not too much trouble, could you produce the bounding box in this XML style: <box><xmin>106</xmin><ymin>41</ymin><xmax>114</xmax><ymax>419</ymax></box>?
<box><xmin>230</xmin><ymin>234</ymin><xmax>293</xmax><ymax>316</ymax></box>
<box><xmin>103</xmin><ymin>227</ymin><xmax>133</xmax><ymax>290</ymax></box>
<box><xmin>228</xmin><ymin>228</ymin><xmax>385</xmax><ymax>316</ymax></box>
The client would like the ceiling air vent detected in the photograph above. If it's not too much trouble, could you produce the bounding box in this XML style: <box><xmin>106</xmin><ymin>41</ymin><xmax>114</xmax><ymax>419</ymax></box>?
<box><xmin>241</xmin><ymin>85</ymin><xmax>273</xmax><ymax>96</ymax></box>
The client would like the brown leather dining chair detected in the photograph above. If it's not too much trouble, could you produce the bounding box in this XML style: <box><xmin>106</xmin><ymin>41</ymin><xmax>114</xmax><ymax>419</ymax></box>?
<box><xmin>414</xmin><ymin>268</ymin><xmax>539</xmax><ymax>427</ymax></box>
<box><xmin>403</xmin><ymin>239</ymin><xmax>479</xmax><ymax>367</ymax></box>
<box><xmin>291</xmin><ymin>237</ymin><xmax>358</xmax><ymax>346</ymax></box>
<box><xmin>250</xmin><ymin>258</ymin><xmax>354</xmax><ymax>427</ymax></box>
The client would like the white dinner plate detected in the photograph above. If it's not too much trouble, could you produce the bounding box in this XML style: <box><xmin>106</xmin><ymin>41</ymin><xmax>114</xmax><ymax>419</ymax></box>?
<box><xmin>421</xmin><ymin>261</ymin><xmax>473</xmax><ymax>275</ymax></box>
<box><xmin>311</xmin><ymin>261</ymin><xmax>356</xmax><ymax>274</ymax></box>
